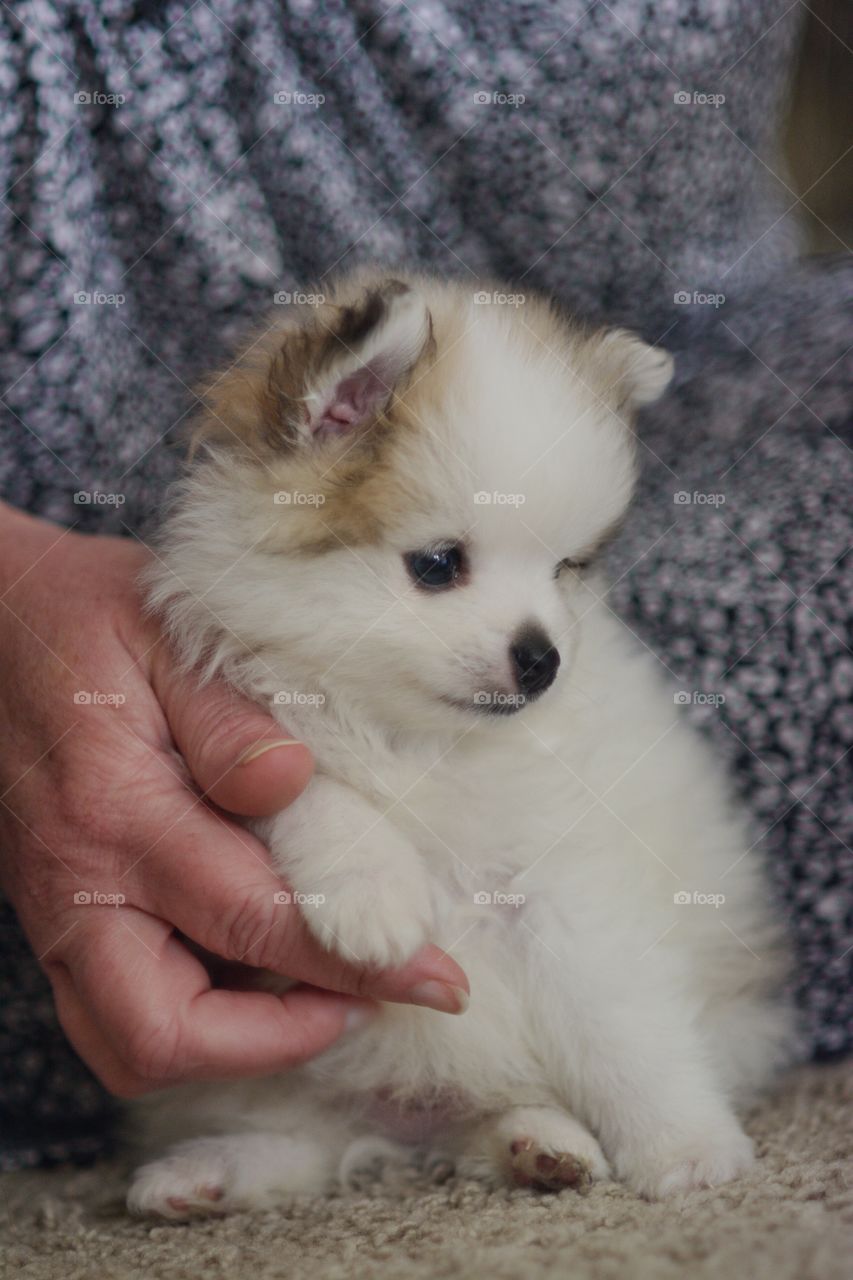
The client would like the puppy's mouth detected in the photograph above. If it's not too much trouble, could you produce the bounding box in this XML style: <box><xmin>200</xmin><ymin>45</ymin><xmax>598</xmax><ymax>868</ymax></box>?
<box><xmin>442</xmin><ymin>691</ymin><xmax>530</xmax><ymax>717</ymax></box>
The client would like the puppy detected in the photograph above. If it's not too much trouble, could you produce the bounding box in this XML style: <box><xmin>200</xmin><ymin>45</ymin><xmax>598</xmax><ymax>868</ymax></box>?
<box><xmin>129</xmin><ymin>268</ymin><xmax>794</xmax><ymax>1217</ymax></box>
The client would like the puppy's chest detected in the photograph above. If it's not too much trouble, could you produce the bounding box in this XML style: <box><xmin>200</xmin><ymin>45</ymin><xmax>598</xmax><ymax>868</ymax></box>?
<box><xmin>350</xmin><ymin>731</ymin><xmax>584</xmax><ymax>886</ymax></box>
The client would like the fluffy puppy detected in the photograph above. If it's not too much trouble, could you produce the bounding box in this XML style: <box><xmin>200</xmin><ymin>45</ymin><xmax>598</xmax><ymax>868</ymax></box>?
<box><xmin>129</xmin><ymin>268</ymin><xmax>794</xmax><ymax>1217</ymax></box>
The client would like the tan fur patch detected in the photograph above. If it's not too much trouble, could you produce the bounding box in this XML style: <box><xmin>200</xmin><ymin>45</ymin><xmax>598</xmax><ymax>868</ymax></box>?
<box><xmin>186</xmin><ymin>267</ymin><xmax>643</xmax><ymax>554</ymax></box>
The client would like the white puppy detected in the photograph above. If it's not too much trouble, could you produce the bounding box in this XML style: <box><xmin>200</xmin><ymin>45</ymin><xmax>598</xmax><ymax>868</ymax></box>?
<box><xmin>129</xmin><ymin>269</ymin><xmax>795</xmax><ymax>1217</ymax></box>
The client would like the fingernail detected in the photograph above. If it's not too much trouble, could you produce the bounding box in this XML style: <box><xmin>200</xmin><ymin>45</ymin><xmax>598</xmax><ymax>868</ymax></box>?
<box><xmin>344</xmin><ymin>1004</ymin><xmax>377</xmax><ymax>1034</ymax></box>
<box><xmin>237</xmin><ymin>738</ymin><xmax>301</xmax><ymax>766</ymax></box>
<box><xmin>407</xmin><ymin>982</ymin><xmax>469</xmax><ymax>1015</ymax></box>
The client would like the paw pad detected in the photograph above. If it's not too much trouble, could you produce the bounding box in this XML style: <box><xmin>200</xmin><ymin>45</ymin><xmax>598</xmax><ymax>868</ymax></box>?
<box><xmin>510</xmin><ymin>1138</ymin><xmax>592</xmax><ymax>1193</ymax></box>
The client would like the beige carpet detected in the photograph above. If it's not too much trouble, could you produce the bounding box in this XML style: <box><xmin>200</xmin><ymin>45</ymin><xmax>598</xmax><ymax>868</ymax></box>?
<box><xmin>2</xmin><ymin>1062</ymin><xmax>851</xmax><ymax>1280</ymax></box>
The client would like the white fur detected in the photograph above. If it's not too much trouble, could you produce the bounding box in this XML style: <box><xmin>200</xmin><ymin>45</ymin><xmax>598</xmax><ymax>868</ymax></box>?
<box><xmin>130</xmin><ymin>275</ymin><xmax>794</xmax><ymax>1217</ymax></box>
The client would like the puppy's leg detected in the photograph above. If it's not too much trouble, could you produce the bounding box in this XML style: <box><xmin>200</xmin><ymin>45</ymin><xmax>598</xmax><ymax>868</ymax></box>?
<box><xmin>530</xmin><ymin>949</ymin><xmax>755</xmax><ymax>1200</ymax></box>
<box><xmin>454</xmin><ymin>1105</ymin><xmax>610</xmax><ymax>1192</ymax></box>
<box><xmin>259</xmin><ymin>777</ymin><xmax>433</xmax><ymax>967</ymax></box>
<box><xmin>128</xmin><ymin>1131</ymin><xmax>339</xmax><ymax>1219</ymax></box>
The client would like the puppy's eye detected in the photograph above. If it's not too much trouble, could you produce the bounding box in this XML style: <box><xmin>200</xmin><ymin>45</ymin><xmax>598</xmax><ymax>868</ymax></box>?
<box><xmin>405</xmin><ymin>544</ymin><xmax>465</xmax><ymax>590</ymax></box>
<box><xmin>555</xmin><ymin>557</ymin><xmax>588</xmax><ymax>579</ymax></box>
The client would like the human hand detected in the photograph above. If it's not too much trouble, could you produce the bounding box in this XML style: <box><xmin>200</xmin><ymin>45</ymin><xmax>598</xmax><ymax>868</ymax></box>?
<box><xmin>0</xmin><ymin>503</ymin><xmax>468</xmax><ymax>1097</ymax></box>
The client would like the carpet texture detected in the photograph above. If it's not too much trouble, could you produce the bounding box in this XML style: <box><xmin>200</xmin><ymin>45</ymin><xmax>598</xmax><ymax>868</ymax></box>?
<box><xmin>1</xmin><ymin>1062</ymin><xmax>850</xmax><ymax>1280</ymax></box>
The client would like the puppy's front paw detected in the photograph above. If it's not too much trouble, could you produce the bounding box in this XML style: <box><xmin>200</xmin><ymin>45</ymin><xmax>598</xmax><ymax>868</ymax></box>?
<box><xmin>128</xmin><ymin>1147</ymin><xmax>233</xmax><ymax>1220</ymax></box>
<box><xmin>620</xmin><ymin>1126</ymin><xmax>754</xmax><ymax>1200</ymax></box>
<box><xmin>304</xmin><ymin>865</ymin><xmax>433</xmax><ymax>967</ymax></box>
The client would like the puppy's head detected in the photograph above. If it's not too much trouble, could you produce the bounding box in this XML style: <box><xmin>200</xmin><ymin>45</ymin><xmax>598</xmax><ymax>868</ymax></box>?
<box><xmin>151</xmin><ymin>271</ymin><xmax>673</xmax><ymax>733</ymax></box>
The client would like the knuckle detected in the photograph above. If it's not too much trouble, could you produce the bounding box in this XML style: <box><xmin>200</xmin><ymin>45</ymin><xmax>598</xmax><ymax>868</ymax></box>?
<box><xmin>219</xmin><ymin>893</ymin><xmax>282</xmax><ymax>966</ymax></box>
<box><xmin>183</xmin><ymin>698</ymin><xmax>268</xmax><ymax>775</ymax></box>
<box><xmin>121</xmin><ymin>1013</ymin><xmax>185</xmax><ymax>1085</ymax></box>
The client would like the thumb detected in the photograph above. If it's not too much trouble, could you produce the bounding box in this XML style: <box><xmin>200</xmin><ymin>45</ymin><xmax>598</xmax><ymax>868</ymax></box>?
<box><xmin>152</xmin><ymin>648</ymin><xmax>314</xmax><ymax>817</ymax></box>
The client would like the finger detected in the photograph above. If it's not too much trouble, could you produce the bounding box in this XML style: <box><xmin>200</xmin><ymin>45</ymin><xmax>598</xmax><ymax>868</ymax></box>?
<box><xmin>48</xmin><ymin>960</ymin><xmax>152</xmax><ymax>1097</ymax></box>
<box><xmin>151</xmin><ymin>646</ymin><xmax>314</xmax><ymax>817</ymax></box>
<box><xmin>130</xmin><ymin>804</ymin><xmax>469</xmax><ymax>1012</ymax></box>
<box><xmin>54</xmin><ymin>911</ymin><xmax>378</xmax><ymax>1094</ymax></box>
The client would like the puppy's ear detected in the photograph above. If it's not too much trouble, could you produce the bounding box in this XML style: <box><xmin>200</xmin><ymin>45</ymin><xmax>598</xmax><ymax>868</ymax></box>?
<box><xmin>598</xmin><ymin>329</ymin><xmax>674</xmax><ymax>412</ymax></box>
<box><xmin>300</xmin><ymin>281</ymin><xmax>431</xmax><ymax>441</ymax></box>
<box><xmin>197</xmin><ymin>279</ymin><xmax>432</xmax><ymax>455</ymax></box>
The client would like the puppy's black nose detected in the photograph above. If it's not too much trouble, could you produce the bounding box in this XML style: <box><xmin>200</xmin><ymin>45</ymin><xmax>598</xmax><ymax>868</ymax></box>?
<box><xmin>510</xmin><ymin>627</ymin><xmax>560</xmax><ymax>698</ymax></box>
